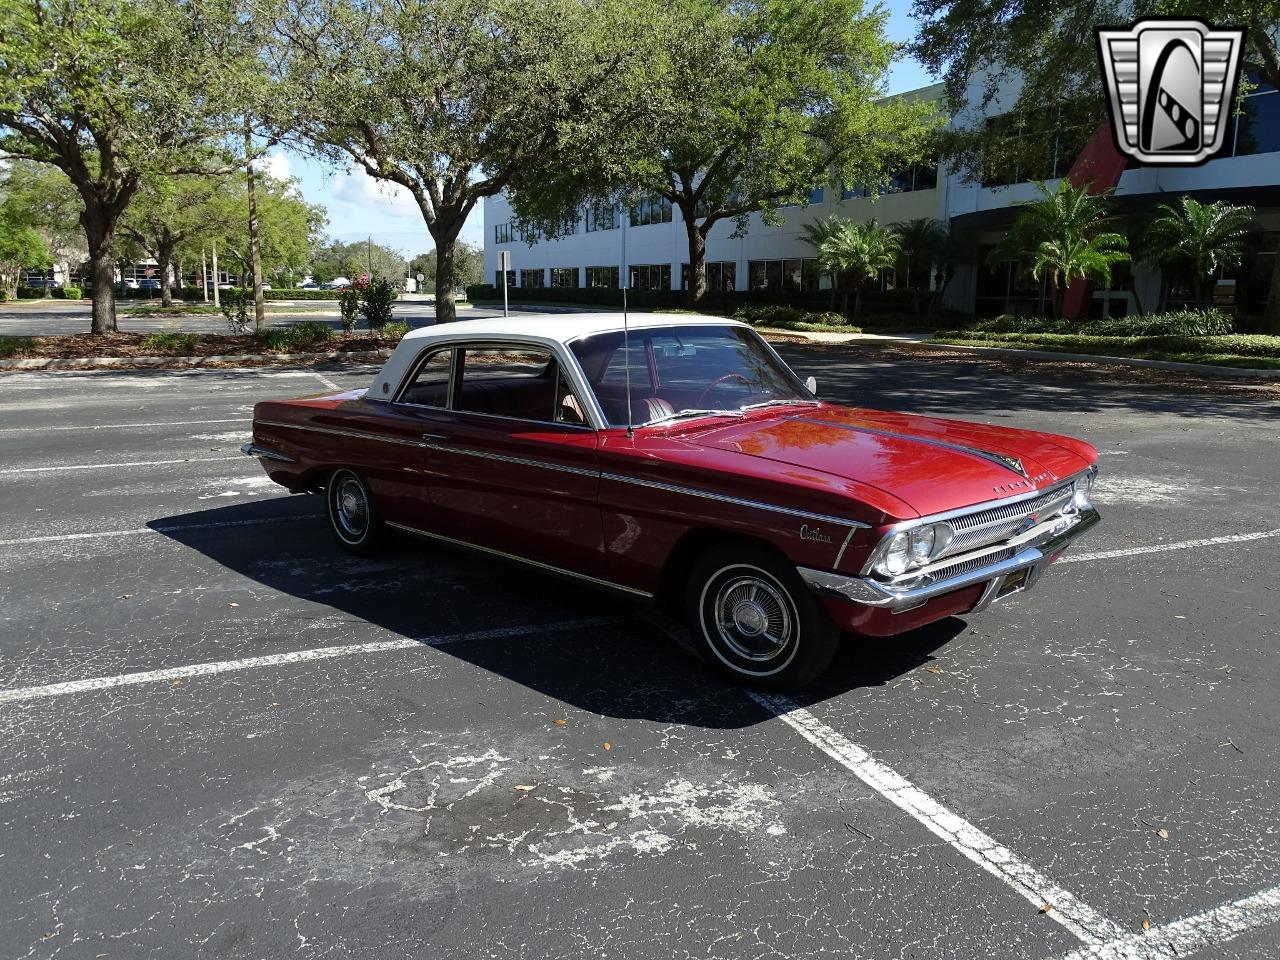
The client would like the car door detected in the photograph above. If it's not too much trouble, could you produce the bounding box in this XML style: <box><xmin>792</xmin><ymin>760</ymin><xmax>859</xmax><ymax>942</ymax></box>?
<box><xmin>420</xmin><ymin>341</ymin><xmax>605</xmax><ymax>576</ymax></box>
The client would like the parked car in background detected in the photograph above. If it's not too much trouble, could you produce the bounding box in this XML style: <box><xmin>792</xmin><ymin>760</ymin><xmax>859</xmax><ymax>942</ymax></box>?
<box><xmin>244</xmin><ymin>314</ymin><xmax>1101</xmax><ymax>690</ymax></box>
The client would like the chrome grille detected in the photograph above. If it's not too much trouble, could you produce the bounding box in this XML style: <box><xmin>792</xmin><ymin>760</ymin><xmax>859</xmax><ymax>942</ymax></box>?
<box><xmin>928</xmin><ymin>546</ymin><xmax>1016</xmax><ymax>582</ymax></box>
<box><xmin>938</xmin><ymin>484</ymin><xmax>1074</xmax><ymax>559</ymax></box>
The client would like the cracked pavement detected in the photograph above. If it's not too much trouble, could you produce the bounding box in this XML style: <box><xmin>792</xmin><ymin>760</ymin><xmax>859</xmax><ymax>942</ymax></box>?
<box><xmin>1</xmin><ymin>345</ymin><xmax>1278</xmax><ymax>959</ymax></box>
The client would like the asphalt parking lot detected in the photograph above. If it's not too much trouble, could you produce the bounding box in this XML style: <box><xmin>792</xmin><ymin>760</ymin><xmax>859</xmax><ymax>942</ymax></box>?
<box><xmin>2</xmin><ymin>346</ymin><xmax>1278</xmax><ymax>959</ymax></box>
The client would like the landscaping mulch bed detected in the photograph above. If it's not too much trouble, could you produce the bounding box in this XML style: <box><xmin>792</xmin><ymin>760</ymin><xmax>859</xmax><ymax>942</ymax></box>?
<box><xmin>0</xmin><ymin>332</ymin><xmax>395</xmax><ymax>362</ymax></box>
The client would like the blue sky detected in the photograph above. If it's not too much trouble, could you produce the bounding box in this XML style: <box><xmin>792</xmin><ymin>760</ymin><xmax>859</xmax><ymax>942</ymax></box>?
<box><xmin>275</xmin><ymin>0</ymin><xmax>935</xmax><ymax>258</ymax></box>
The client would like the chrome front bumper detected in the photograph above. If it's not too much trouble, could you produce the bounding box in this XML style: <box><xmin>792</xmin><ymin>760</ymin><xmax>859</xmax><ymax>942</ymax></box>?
<box><xmin>799</xmin><ymin>507</ymin><xmax>1100</xmax><ymax>613</ymax></box>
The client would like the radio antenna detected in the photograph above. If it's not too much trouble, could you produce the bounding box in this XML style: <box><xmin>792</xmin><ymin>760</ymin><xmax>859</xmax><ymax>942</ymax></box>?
<box><xmin>621</xmin><ymin>200</ymin><xmax>633</xmax><ymax>439</ymax></box>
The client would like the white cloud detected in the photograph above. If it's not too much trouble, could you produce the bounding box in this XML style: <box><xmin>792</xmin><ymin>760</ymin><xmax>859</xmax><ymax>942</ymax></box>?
<box><xmin>255</xmin><ymin>152</ymin><xmax>292</xmax><ymax>181</ymax></box>
<box><xmin>330</xmin><ymin>165</ymin><xmax>420</xmax><ymax>218</ymax></box>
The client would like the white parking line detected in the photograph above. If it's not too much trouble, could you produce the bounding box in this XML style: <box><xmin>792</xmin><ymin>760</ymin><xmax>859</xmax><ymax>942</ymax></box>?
<box><xmin>1061</xmin><ymin>528</ymin><xmax>1280</xmax><ymax>564</ymax></box>
<box><xmin>0</xmin><ymin>455</ymin><xmax>243</xmax><ymax>475</ymax></box>
<box><xmin>749</xmin><ymin>693</ymin><xmax>1126</xmax><ymax>945</ymax></box>
<box><xmin>1058</xmin><ymin>883</ymin><xmax>1280</xmax><ymax>960</ymax></box>
<box><xmin>0</xmin><ymin>417</ymin><xmax>251</xmax><ymax>433</ymax></box>
<box><xmin>0</xmin><ymin>616</ymin><xmax>622</xmax><ymax>705</ymax></box>
<box><xmin>313</xmin><ymin>372</ymin><xmax>341</xmax><ymax>391</ymax></box>
<box><xmin>0</xmin><ymin>513</ymin><xmax>317</xmax><ymax>547</ymax></box>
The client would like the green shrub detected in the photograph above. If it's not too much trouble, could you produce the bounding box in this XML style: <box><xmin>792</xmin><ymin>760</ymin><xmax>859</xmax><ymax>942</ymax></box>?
<box><xmin>380</xmin><ymin>321</ymin><xmax>411</xmax><ymax>339</ymax></box>
<box><xmin>963</xmin><ymin>309</ymin><xmax>1235</xmax><ymax>338</ymax></box>
<box><xmin>0</xmin><ymin>336</ymin><xmax>36</xmax><ymax>358</ymax></box>
<box><xmin>0</xmin><ymin>289</ymin><xmax>7</xmax><ymax>302</ymax></box>
<box><xmin>60</xmin><ymin>286</ymin><xmax>83</xmax><ymax>300</ymax></box>
<box><xmin>249</xmin><ymin>329</ymin><xmax>291</xmax><ymax>351</ymax></box>
<box><xmin>139</xmin><ymin>332</ymin><xmax>199</xmax><ymax>354</ymax></box>
<box><xmin>283</xmin><ymin>320</ymin><xmax>334</xmax><ymax>351</ymax></box>
<box><xmin>358</xmin><ymin>276</ymin><xmax>397</xmax><ymax>329</ymax></box>
<box><xmin>16</xmin><ymin>286</ymin><xmax>44</xmax><ymax>299</ymax></box>
<box><xmin>732</xmin><ymin>305</ymin><xmax>860</xmax><ymax>332</ymax></box>
<box><xmin>338</xmin><ymin>285</ymin><xmax>361</xmax><ymax>332</ymax></box>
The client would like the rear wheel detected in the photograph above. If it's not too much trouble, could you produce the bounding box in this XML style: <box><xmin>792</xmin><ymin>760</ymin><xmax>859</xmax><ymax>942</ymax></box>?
<box><xmin>686</xmin><ymin>544</ymin><xmax>839</xmax><ymax>690</ymax></box>
<box><xmin>326</xmin><ymin>469</ymin><xmax>386</xmax><ymax>555</ymax></box>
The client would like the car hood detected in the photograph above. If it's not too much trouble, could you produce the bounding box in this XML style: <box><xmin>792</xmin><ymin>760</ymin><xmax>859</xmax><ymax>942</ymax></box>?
<box><xmin>695</xmin><ymin>406</ymin><xmax>1096</xmax><ymax>517</ymax></box>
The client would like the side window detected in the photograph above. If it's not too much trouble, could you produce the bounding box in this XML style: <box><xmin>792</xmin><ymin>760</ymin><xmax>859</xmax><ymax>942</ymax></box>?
<box><xmin>455</xmin><ymin>346</ymin><xmax>560</xmax><ymax>423</ymax></box>
<box><xmin>399</xmin><ymin>348</ymin><xmax>452</xmax><ymax>407</ymax></box>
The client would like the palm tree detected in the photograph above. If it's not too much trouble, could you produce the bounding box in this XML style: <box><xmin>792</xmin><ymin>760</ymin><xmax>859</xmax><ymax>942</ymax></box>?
<box><xmin>891</xmin><ymin>218</ymin><xmax>945</xmax><ymax>314</ymax></box>
<box><xmin>816</xmin><ymin>219</ymin><xmax>901</xmax><ymax>321</ymax></box>
<box><xmin>801</xmin><ymin>217</ymin><xmax>849</xmax><ymax>308</ymax></box>
<box><xmin>1031</xmin><ymin>234</ymin><xmax>1130</xmax><ymax>318</ymax></box>
<box><xmin>1142</xmin><ymin>197</ymin><xmax>1255</xmax><ymax>309</ymax></box>
<box><xmin>995</xmin><ymin>179</ymin><xmax>1128</xmax><ymax>318</ymax></box>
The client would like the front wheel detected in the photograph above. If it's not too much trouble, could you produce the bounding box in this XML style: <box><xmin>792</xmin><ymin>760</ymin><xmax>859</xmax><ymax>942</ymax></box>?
<box><xmin>686</xmin><ymin>544</ymin><xmax>839</xmax><ymax>690</ymax></box>
<box><xmin>325</xmin><ymin>469</ymin><xmax>387</xmax><ymax>555</ymax></box>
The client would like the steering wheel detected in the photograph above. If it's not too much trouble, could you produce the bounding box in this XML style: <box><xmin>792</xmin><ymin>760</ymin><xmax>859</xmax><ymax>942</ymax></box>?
<box><xmin>696</xmin><ymin>372</ymin><xmax>754</xmax><ymax>407</ymax></box>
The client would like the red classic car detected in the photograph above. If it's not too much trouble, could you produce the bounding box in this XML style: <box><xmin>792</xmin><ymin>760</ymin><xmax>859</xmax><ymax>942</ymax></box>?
<box><xmin>245</xmin><ymin>314</ymin><xmax>1100</xmax><ymax>689</ymax></box>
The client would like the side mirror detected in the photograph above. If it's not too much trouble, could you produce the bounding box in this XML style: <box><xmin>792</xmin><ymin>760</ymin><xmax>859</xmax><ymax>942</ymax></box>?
<box><xmin>805</xmin><ymin>376</ymin><xmax>818</xmax><ymax>397</ymax></box>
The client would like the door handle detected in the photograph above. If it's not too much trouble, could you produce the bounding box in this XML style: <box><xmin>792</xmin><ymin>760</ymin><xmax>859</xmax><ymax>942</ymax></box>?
<box><xmin>422</xmin><ymin>432</ymin><xmax>450</xmax><ymax>442</ymax></box>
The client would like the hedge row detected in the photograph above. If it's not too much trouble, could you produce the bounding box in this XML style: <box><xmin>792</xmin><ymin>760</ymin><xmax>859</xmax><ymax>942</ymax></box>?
<box><xmin>463</xmin><ymin>283</ymin><xmax>926</xmax><ymax>314</ymax></box>
<box><xmin>961</xmin><ymin>309</ymin><xmax>1235</xmax><ymax>338</ymax></box>
<box><xmin>174</xmin><ymin>287</ymin><xmax>347</xmax><ymax>301</ymax></box>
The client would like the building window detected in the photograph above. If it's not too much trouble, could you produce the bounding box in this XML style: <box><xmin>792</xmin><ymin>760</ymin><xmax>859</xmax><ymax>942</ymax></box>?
<box><xmin>550</xmin><ymin>267</ymin><xmax>579</xmax><ymax>288</ymax></box>
<box><xmin>1230</xmin><ymin>85</ymin><xmax>1280</xmax><ymax>157</ymax></box>
<box><xmin>494</xmin><ymin>221</ymin><xmax>515</xmax><ymax>244</ymax></box>
<box><xmin>494</xmin><ymin>270</ymin><xmax>515</xmax><ymax>289</ymax></box>
<box><xmin>680</xmin><ymin>261</ymin><xmax>736</xmax><ymax>292</ymax></box>
<box><xmin>842</xmin><ymin>182</ymin><xmax>871</xmax><ymax>199</ymax></box>
<box><xmin>547</xmin><ymin>215</ymin><xmax>579</xmax><ymax>239</ymax></box>
<box><xmin>628</xmin><ymin>263</ymin><xmax>671</xmax><ymax>291</ymax></box>
<box><xmin>520</xmin><ymin>268</ymin><xmax>545</xmax><ymax>288</ymax></box>
<box><xmin>586</xmin><ymin>265</ymin><xmax>619</xmax><ymax>288</ymax></box>
<box><xmin>747</xmin><ymin>258</ymin><xmax>821</xmax><ymax>292</ymax></box>
<box><xmin>585</xmin><ymin>203</ymin><xmax>617</xmax><ymax>232</ymax></box>
<box><xmin>629</xmin><ymin>196</ymin><xmax>673</xmax><ymax>227</ymax></box>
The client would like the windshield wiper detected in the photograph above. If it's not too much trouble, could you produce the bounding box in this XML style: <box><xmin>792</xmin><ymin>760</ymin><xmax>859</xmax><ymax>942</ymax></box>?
<box><xmin>741</xmin><ymin>398</ymin><xmax>821</xmax><ymax>411</ymax></box>
<box><xmin>645</xmin><ymin>408</ymin><xmax>746</xmax><ymax>427</ymax></box>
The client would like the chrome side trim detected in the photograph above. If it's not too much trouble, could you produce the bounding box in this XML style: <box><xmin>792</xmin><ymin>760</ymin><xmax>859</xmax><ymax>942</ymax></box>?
<box><xmin>796</xmin><ymin>418</ymin><xmax>1031</xmax><ymax>477</ymax></box>
<box><xmin>256</xmin><ymin>418</ymin><xmax>425</xmax><ymax>449</ymax></box>
<box><xmin>600</xmin><ymin>472</ymin><xmax>871</xmax><ymax>530</ymax></box>
<box><xmin>240</xmin><ymin>442</ymin><xmax>297</xmax><ymax>463</ymax></box>
<box><xmin>425</xmin><ymin>442</ymin><xmax>600</xmax><ymax>479</ymax></box>
<box><xmin>799</xmin><ymin>507</ymin><xmax>1100</xmax><ymax>612</ymax></box>
<box><xmin>385</xmin><ymin>521</ymin><xmax>653</xmax><ymax>598</ymax></box>
<box><xmin>834</xmin><ymin>525</ymin><xmax>859</xmax><ymax>568</ymax></box>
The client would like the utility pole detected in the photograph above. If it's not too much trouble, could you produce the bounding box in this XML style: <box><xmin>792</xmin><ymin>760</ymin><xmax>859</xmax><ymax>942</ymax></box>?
<box><xmin>211</xmin><ymin>239</ymin><xmax>220</xmax><ymax>309</ymax></box>
<box><xmin>244</xmin><ymin>118</ymin><xmax>266</xmax><ymax>331</ymax></box>
<box><xmin>367</xmin><ymin>235</ymin><xmax>373</xmax><ymax>275</ymax></box>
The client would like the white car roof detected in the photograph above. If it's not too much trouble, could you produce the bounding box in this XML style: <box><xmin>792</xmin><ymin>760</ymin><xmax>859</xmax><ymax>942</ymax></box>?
<box><xmin>369</xmin><ymin>311</ymin><xmax>746</xmax><ymax>399</ymax></box>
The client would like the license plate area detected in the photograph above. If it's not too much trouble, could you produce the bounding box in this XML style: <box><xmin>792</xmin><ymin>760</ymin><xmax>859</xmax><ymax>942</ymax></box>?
<box><xmin>995</xmin><ymin>566</ymin><xmax>1032</xmax><ymax>599</ymax></box>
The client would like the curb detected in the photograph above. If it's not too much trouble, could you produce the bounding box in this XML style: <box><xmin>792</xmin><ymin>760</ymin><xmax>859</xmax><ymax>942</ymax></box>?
<box><xmin>907</xmin><ymin>340</ymin><xmax>1280</xmax><ymax>380</ymax></box>
<box><xmin>0</xmin><ymin>348</ymin><xmax>393</xmax><ymax>371</ymax></box>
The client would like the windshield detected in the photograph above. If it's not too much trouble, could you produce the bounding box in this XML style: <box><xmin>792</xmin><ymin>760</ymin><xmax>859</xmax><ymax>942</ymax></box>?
<box><xmin>568</xmin><ymin>324</ymin><xmax>816</xmax><ymax>428</ymax></box>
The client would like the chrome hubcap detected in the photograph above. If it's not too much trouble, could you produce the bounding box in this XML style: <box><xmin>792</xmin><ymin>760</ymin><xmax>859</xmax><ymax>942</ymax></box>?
<box><xmin>333</xmin><ymin>477</ymin><xmax>368</xmax><ymax>539</ymax></box>
<box><xmin>713</xmin><ymin>575</ymin><xmax>792</xmax><ymax>662</ymax></box>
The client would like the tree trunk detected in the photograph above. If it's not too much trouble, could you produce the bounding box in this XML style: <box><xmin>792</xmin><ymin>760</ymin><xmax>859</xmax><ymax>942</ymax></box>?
<box><xmin>1265</xmin><ymin>238</ymin><xmax>1280</xmax><ymax>333</ymax></box>
<box><xmin>158</xmin><ymin>241</ymin><xmax>176</xmax><ymax>308</ymax></box>
<box><xmin>683</xmin><ymin>209</ymin><xmax>707</xmax><ymax>306</ymax></box>
<box><xmin>82</xmin><ymin>210</ymin><xmax>117</xmax><ymax>334</ymax></box>
<box><xmin>853</xmin><ymin>285</ymin><xmax>863</xmax><ymax>321</ymax></box>
<box><xmin>435</xmin><ymin>236</ymin><xmax>458</xmax><ymax>323</ymax></box>
<box><xmin>245</xmin><ymin>122</ymin><xmax>266</xmax><ymax>331</ymax></box>
<box><xmin>1193</xmin><ymin>275</ymin><xmax>1204</xmax><ymax>309</ymax></box>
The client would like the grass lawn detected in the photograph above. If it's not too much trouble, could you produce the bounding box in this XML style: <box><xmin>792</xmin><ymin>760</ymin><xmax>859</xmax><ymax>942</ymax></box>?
<box><xmin>931</xmin><ymin>330</ymin><xmax>1280</xmax><ymax>370</ymax></box>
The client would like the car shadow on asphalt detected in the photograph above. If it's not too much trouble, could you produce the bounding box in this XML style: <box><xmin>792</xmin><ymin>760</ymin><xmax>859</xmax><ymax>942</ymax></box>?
<box><xmin>151</xmin><ymin>501</ymin><xmax>965</xmax><ymax>730</ymax></box>
<box><xmin>777</xmin><ymin>343</ymin><xmax>1280</xmax><ymax>422</ymax></box>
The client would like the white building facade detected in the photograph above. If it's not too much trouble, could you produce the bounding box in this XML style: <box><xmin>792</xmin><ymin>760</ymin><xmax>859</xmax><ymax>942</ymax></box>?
<box><xmin>483</xmin><ymin>76</ymin><xmax>1280</xmax><ymax>318</ymax></box>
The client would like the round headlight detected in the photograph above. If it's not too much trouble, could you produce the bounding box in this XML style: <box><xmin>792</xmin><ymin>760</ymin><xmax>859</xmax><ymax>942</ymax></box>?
<box><xmin>910</xmin><ymin>526</ymin><xmax>937</xmax><ymax>564</ymax></box>
<box><xmin>882</xmin><ymin>531</ymin><xmax>912</xmax><ymax>576</ymax></box>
